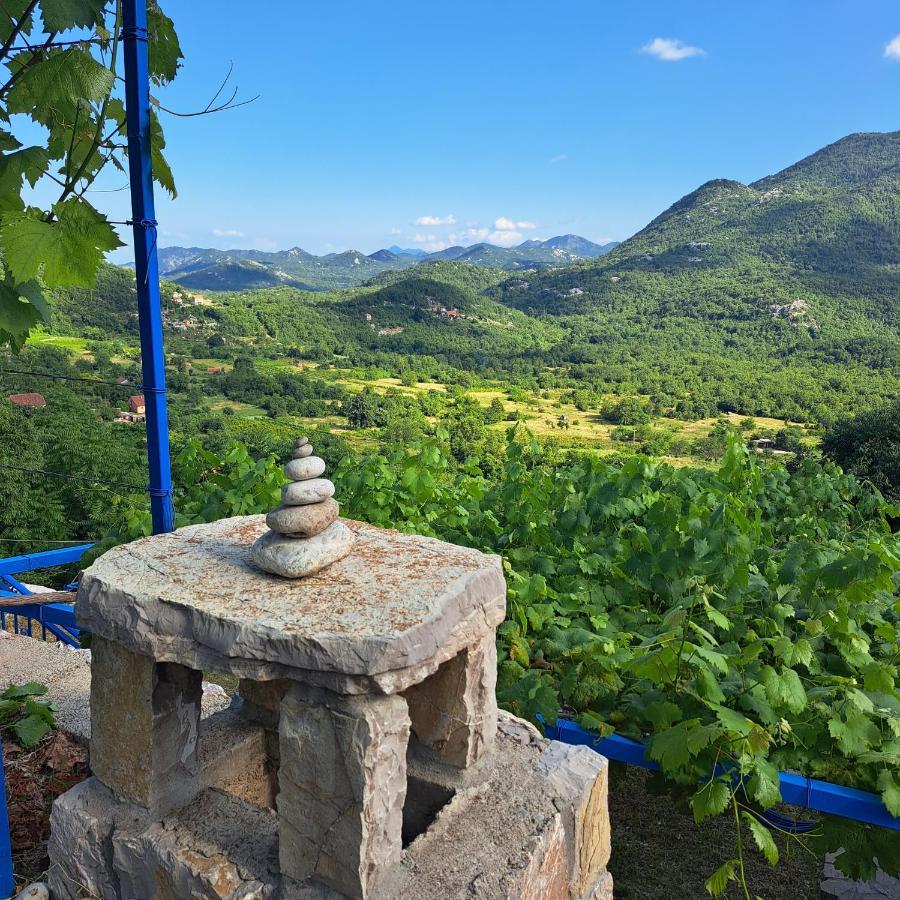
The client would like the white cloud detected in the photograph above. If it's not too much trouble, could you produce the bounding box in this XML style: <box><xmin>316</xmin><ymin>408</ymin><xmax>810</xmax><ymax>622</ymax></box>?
<box><xmin>413</xmin><ymin>233</ymin><xmax>437</xmax><ymax>243</ymax></box>
<box><xmin>414</xmin><ymin>214</ymin><xmax>457</xmax><ymax>226</ymax></box>
<box><xmin>212</xmin><ymin>228</ymin><xmax>244</xmax><ymax>238</ymax></box>
<box><xmin>494</xmin><ymin>217</ymin><xmax>536</xmax><ymax>231</ymax></box>
<box><xmin>488</xmin><ymin>230</ymin><xmax>524</xmax><ymax>247</ymax></box>
<box><xmin>640</xmin><ymin>37</ymin><xmax>705</xmax><ymax>61</ymax></box>
<box><xmin>390</xmin><ymin>227</ymin><xmax>402</xmax><ymax>235</ymax></box>
<box><xmin>549</xmin><ymin>153</ymin><xmax>568</xmax><ymax>164</ymax></box>
<box><xmin>449</xmin><ymin>227</ymin><xmax>490</xmax><ymax>244</ymax></box>
<box><xmin>885</xmin><ymin>34</ymin><xmax>900</xmax><ymax>60</ymax></box>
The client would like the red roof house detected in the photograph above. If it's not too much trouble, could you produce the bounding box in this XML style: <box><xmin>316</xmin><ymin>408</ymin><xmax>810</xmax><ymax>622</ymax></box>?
<box><xmin>128</xmin><ymin>395</ymin><xmax>146</xmax><ymax>415</ymax></box>
<box><xmin>7</xmin><ymin>392</ymin><xmax>46</xmax><ymax>408</ymax></box>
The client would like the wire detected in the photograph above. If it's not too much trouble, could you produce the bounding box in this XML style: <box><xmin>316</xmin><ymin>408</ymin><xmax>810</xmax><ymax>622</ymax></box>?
<box><xmin>0</xmin><ymin>368</ymin><xmax>139</xmax><ymax>390</ymax></box>
<box><xmin>0</xmin><ymin>462</ymin><xmax>146</xmax><ymax>492</ymax></box>
<box><xmin>0</xmin><ymin>538</ymin><xmax>97</xmax><ymax>545</ymax></box>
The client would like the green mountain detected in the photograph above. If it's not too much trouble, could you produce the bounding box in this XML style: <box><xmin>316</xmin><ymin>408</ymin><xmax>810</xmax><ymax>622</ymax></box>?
<box><xmin>493</xmin><ymin>131</ymin><xmax>900</xmax><ymax>420</ymax></box>
<box><xmin>142</xmin><ymin>235</ymin><xmax>617</xmax><ymax>292</ymax></box>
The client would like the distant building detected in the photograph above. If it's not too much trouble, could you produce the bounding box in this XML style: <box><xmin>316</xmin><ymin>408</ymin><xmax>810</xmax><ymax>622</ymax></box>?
<box><xmin>7</xmin><ymin>392</ymin><xmax>46</xmax><ymax>409</ymax></box>
<box><xmin>365</xmin><ymin>312</ymin><xmax>373</xmax><ymax>322</ymax></box>
<box><xmin>129</xmin><ymin>395</ymin><xmax>146</xmax><ymax>415</ymax></box>
<box><xmin>751</xmin><ymin>438</ymin><xmax>774</xmax><ymax>451</ymax></box>
<box><xmin>115</xmin><ymin>376</ymin><xmax>129</xmax><ymax>385</ymax></box>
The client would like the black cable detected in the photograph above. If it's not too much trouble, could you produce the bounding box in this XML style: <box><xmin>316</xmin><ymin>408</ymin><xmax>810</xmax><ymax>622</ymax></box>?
<box><xmin>0</xmin><ymin>367</ymin><xmax>139</xmax><ymax>390</ymax></box>
<box><xmin>0</xmin><ymin>538</ymin><xmax>97</xmax><ymax>545</ymax></box>
<box><xmin>0</xmin><ymin>463</ymin><xmax>146</xmax><ymax>492</ymax></box>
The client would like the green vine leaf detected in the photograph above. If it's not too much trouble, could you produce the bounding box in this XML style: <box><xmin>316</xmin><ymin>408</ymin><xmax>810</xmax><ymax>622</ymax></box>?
<box><xmin>41</xmin><ymin>0</ymin><xmax>106</xmax><ymax>31</ymax></box>
<box><xmin>1</xmin><ymin>198</ymin><xmax>122</xmax><ymax>287</ymax></box>
<box><xmin>743</xmin><ymin>813</ymin><xmax>779</xmax><ymax>866</ymax></box>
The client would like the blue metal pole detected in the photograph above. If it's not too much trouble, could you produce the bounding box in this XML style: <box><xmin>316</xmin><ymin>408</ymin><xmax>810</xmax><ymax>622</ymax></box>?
<box><xmin>121</xmin><ymin>0</ymin><xmax>175</xmax><ymax>534</ymax></box>
<box><xmin>0</xmin><ymin>736</ymin><xmax>14</xmax><ymax>899</ymax></box>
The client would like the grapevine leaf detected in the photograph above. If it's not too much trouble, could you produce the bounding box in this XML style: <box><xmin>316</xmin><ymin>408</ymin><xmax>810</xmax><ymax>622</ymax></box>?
<box><xmin>647</xmin><ymin>722</ymin><xmax>691</xmax><ymax>770</ymax></box>
<box><xmin>863</xmin><ymin>663</ymin><xmax>895</xmax><ymax>693</ymax></box>
<box><xmin>743</xmin><ymin>813</ymin><xmax>779</xmax><ymax>866</ymax></box>
<box><xmin>747</xmin><ymin>757</ymin><xmax>781</xmax><ymax>808</ymax></box>
<box><xmin>0</xmin><ymin>146</ymin><xmax>49</xmax><ymax>194</ymax></box>
<box><xmin>779</xmin><ymin>668</ymin><xmax>807</xmax><ymax>714</ymax></box>
<box><xmin>148</xmin><ymin>2</ymin><xmax>184</xmax><ymax>84</ymax></box>
<box><xmin>41</xmin><ymin>0</ymin><xmax>106</xmax><ymax>30</ymax></box>
<box><xmin>828</xmin><ymin>712</ymin><xmax>880</xmax><ymax>756</ymax></box>
<box><xmin>1</xmin><ymin>198</ymin><xmax>122</xmax><ymax>287</ymax></box>
<box><xmin>643</xmin><ymin>700</ymin><xmax>682</xmax><ymax>728</ymax></box>
<box><xmin>877</xmin><ymin>770</ymin><xmax>900</xmax><ymax>818</ymax></box>
<box><xmin>149</xmin><ymin>107</ymin><xmax>176</xmax><ymax>198</ymax></box>
<box><xmin>692</xmin><ymin>779</ymin><xmax>731</xmax><ymax>823</ymax></box>
<box><xmin>714</xmin><ymin>704</ymin><xmax>753</xmax><ymax>737</ymax></box>
<box><xmin>7</xmin><ymin>48</ymin><xmax>115</xmax><ymax>121</ymax></box>
<box><xmin>0</xmin><ymin>276</ymin><xmax>46</xmax><ymax>347</ymax></box>
<box><xmin>704</xmin><ymin>859</ymin><xmax>737</xmax><ymax>897</ymax></box>
<box><xmin>697</xmin><ymin>667</ymin><xmax>725</xmax><ymax>704</ymax></box>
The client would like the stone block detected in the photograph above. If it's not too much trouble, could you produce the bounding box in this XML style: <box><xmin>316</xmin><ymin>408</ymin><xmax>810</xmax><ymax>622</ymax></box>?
<box><xmin>200</xmin><ymin>708</ymin><xmax>276</xmax><ymax>808</ymax></box>
<box><xmin>536</xmin><ymin>741</ymin><xmax>611</xmax><ymax>895</ymax></box>
<box><xmin>278</xmin><ymin>685</ymin><xmax>410</xmax><ymax>899</ymax></box>
<box><xmin>503</xmin><ymin>812</ymin><xmax>570</xmax><ymax>900</ymax></box>
<box><xmin>48</xmin><ymin>777</ymin><xmax>148</xmax><ymax>900</ymax></box>
<box><xmin>89</xmin><ymin>636</ymin><xmax>202</xmax><ymax>816</ymax></box>
<box><xmin>403</xmin><ymin>634</ymin><xmax>497</xmax><ymax>768</ymax></box>
<box><xmin>586</xmin><ymin>870</ymin><xmax>615</xmax><ymax>900</ymax></box>
<box><xmin>112</xmin><ymin>788</ymin><xmax>279</xmax><ymax>900</ymax></box>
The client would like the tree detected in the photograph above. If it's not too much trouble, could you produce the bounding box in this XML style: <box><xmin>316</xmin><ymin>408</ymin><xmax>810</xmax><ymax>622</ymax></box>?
<box><xmin>0</xmin><ymin>1</ymin><xmax>183</xmax><ymax>349</ymax></box>
<box><xmin>822</xmin><ymin>400</ymin><xmax>900</xmax><ymax>500</ymax></box>
<box><xmin>601</xmin><ymin>396</ymin><xmax>653</xmax><ymax>426</ymax></box>
<box><xmin>345</xmin><ymin>388</ymin><xmax>381</xmax><ymax>428</ymax></box>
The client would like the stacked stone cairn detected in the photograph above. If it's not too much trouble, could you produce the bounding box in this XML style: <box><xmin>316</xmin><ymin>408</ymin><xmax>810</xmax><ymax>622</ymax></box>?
<box><xmin>251</xmin><ymin>437</ymin><xmax>355</xmax><ymax>578</ymax></box>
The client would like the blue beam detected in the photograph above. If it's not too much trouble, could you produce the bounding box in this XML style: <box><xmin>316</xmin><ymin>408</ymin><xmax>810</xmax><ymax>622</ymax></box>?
<box><xmin>0</xmin><ymin>737</ymin><xmax>13</xmax><ymax>900</ymax></box>
<box><xmin>122</xmin><ymin>0</ymin><xmax>175</xmax><ymax>535</ymax></box>
<box><xmin>546</xmin><ymin>718</ymin><xmax>899</xmax><ymax>832</ymax></box>
<box><xmin>0</xmin><ymin>544</ymin><xmax>94</xmax><ymax>576</ymax></box>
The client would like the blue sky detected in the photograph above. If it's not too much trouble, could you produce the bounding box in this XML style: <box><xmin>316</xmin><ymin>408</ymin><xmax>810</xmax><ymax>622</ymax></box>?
<box><xmin>106</xmin><ymin>0</ymin><xmax>900</xmax><ymax>259</ymax></box>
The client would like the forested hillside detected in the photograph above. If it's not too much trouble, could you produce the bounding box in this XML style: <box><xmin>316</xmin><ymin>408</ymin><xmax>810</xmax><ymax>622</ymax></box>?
<box><xmin>491</xmin><ymin>131</ymin><xmax>900</xmax><ymax>421</ymax></box>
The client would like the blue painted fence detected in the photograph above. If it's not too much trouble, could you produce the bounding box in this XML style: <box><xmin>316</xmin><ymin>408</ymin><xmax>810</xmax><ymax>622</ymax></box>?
<box><xmin>1</xmin><ymin>543</ymin><xmax>93</xmax><ymax>897</ymax></box>
<box><xmin>546</xmin><ymin>717</ymin><xmax>900</xmax><ymax>832</ymax></box>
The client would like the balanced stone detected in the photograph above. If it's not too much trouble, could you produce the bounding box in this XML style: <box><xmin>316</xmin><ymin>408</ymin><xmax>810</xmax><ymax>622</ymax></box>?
<box><xmin>282</xmin><ymin>478</ymin><xmax>335</xmax><ymax>506</ymax></box>
<box><xmin>291</xmin><ymin>444</ymin><xmax>313</xmax><ymax>459</ymax></box>
<box><xmin>294</xmin><ymin>437</ymin><xmax>309</xmax><ymax>448</ymax></box>
<box><xmin>284</xmin><ymin>456</ymin><xmax>326</xmax><ymax>482</ymax></box>
<box><xmin>266</xmin><ymin>498</ymin><xmax>339</xmax><ymax>537</ymax></box>
<box><xmin>251</xmin><ymin>521</ymin><xmax>355</xmax><ymax>578</ymax></box>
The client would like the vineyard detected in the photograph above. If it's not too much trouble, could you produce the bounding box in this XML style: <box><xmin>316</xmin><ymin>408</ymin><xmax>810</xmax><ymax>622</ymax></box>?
<box><xmin>329</xmin><ymin>433</ymin><xmax>900</xmax><ymax>896</ymax></box>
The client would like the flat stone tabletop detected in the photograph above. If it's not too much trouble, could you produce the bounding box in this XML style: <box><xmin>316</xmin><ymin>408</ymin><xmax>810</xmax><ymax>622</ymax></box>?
<box><xmin>77</xmin><ymin>516</ymin><xmax>506</xmax><ymax>692</ymax></box>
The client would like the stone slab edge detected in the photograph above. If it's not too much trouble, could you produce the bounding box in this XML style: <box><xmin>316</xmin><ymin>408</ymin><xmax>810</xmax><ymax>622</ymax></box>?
<box><xmin>77</xmin><ymin>517</ymin><xmax>506</xmax><ymax>684</ymax></box>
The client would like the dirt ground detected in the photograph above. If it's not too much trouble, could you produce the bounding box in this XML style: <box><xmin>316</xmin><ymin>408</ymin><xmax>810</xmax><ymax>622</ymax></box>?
<box><xmin>607</xmin><ymin>764</ymin><xmax>822</xmax><ymax>900</ymax></box>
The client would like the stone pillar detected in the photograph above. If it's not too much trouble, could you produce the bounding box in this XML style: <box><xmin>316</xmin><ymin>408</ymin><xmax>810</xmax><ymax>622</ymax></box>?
<box><xmin>278</xmin><ymin>684</ymin><xmax>410</xmax><ymax>899</ymax></box>
<box><xmin>89</xmin><ymin>636</ymin><xmax>202</xmax><ymax>817</ymax></box>
<box><xmin>536</xmin><ymin>742</ymin><xmax>611</xmax><ymax>897</ymax></box>
<box><xmin>403</xmin><ymin>634</ymin><xmax>498</xmax><ymax>768</ymax></box>
<box><xmin>238</xmin><ymin>677</ymin><xmax>290</xmax><ymax>731</ymax></box>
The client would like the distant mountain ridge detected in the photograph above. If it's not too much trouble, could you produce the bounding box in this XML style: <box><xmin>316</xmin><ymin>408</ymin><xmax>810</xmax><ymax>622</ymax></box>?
<box><xmin>139</xmin><ymin>235</ymin><xmax>618</xmax><ymax>292</ymax></box>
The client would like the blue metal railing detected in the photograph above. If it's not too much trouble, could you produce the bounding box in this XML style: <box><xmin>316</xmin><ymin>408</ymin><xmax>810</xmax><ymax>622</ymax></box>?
<box><xmin>1</xmin><ymin>543</ymin><xmax>93</xmax><ymax>897</ymax></box>
<box><xmin>546</xmin><ymin>717</ymin><xmax>900</xmax><ymax>833</ymax></box>
<box><xmin>0</xmin><ymin>544</ymin><xmax>94</xmax><ymax>647</ymax></box>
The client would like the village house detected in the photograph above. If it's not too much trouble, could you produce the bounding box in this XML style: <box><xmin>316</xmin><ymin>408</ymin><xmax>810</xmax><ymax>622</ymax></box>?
<box><xmin>6</xmin><ymin>392</ymin><xmax>46</xmax><ymax>409</ymax></box>
<box><xmin>117</xmin><ymin>394</ymin><xmax>147</xmax><ymax>424</ymax></box>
